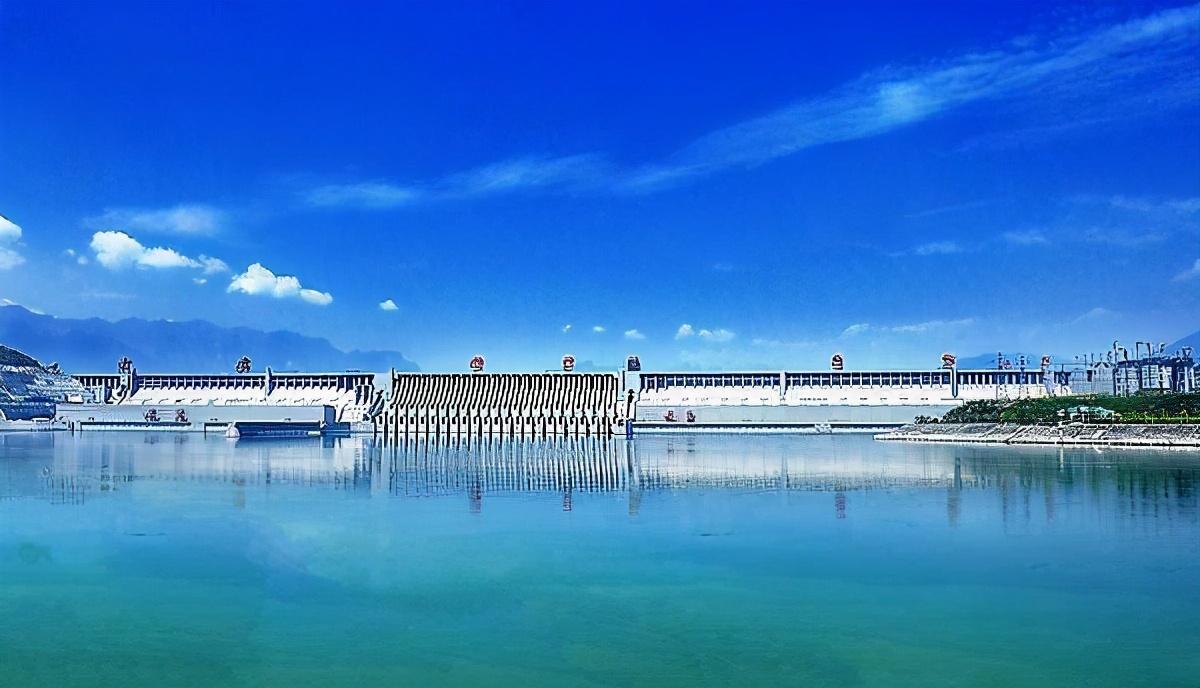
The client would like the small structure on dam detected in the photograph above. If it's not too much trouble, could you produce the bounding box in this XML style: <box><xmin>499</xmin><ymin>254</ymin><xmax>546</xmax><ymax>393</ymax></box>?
<box><xmin>380</xmin><ymin>372</ymin><xmax>631</xmax><ymax>442</ymax></box>
<box><xmin>63</xmin><ymin>357</ymin><xmax>383</xmax><ymax>434</ymax></box>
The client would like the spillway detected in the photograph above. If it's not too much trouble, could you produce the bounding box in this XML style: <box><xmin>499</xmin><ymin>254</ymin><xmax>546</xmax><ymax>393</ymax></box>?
<box><xmin>380</xmin><ymin>372</ymin><xmax>631</xmax><ymax>442</ymax></box>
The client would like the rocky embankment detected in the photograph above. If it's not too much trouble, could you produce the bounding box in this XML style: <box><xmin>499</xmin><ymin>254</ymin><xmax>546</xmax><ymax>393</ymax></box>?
<box><xmin>876</xmin><ymin>423</ymin><xmax>1200</xmax><ymax>448</ymax></box>
<box><xmin>1</xmin><ymin>344</ymin><xmax>85</xmax><ymax>421</ymax></box>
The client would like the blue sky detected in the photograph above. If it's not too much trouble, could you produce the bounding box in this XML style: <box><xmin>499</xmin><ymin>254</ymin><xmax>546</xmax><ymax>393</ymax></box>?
<box><xmin>1</xmin><ymin>1</ymin><xmax>1198</xmax><ymax>372</ymax></box>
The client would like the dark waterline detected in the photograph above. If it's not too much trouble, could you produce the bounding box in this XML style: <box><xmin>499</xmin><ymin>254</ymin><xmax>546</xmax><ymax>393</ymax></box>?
<box><xmin>1</xmin><ymin>432</ymin><xmax>1197</xmax><ymax>687</ymax></box>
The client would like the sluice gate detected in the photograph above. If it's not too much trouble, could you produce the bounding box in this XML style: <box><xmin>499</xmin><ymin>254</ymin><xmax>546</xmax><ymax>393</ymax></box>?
<box><xmin>380</xmin><ymin>372</ymin><xmax>630</xmax><ymax>442</ymax></box>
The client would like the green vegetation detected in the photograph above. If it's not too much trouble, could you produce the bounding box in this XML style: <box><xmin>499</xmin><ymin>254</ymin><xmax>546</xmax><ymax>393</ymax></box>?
<box><xmin>931</xmin><ymin>393</ymin><xmax>1200</xmax><ymax>425</ymax></box>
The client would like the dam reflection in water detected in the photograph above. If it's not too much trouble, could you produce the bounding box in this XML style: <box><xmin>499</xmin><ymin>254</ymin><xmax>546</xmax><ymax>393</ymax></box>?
<box><xmin>4</xmin><ymin>432</ymin><xmax>1196</xmax><ymax>528</ymax></box>
<box><xmin>2</xmin><ymin>431</ymin><xmax>1199</xmax><ymax>688</ymax></box>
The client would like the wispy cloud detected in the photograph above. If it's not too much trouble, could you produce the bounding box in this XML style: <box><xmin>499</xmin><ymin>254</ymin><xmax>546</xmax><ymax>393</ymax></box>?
<box><xmin>1082</xmin><ymin>227</ymin><xmax>1167</xmax><ymax>246</ymax></box>
<box><xmin>561</xmin><ymin>324</ymin><xmax>573</xmax><ymax>333</ymax></box>
<box><xmin>624</xmin><ymin>329</ymin><xmax>645</xmax><ymax>340</ymax></box>
<box><xmin>624</xmin><ymin>5</ymin><xmax>1199</xmax><ymax>189</ymax></box>
<box><xmin>912</xmin><ymin>241</ymin><xmax>963</xmax><ymax>256</ymax></box>
<box><xmin>379</xmin><ymin>298</ymin><xmax>399</xmax><ymax>311</ymax></box>
<box><xmin>199</xmin><ymin>256</ymin><xmax>229</xmax><ymax>274</ymax></box>
<box><xmin>0</xmin><ymin>249</ymin><xmax>22</xmax><ymax>270</ymax></box>
<box><xmin>1070</xmin><ymin>307</ymin><xmax>1116</xmax><ymax>323</ymax></box>
<box><xmin>1002</xmin><ymin>230</ymin><xmax>1049</xmax><ymax>246</ymax></box>
<box><xmin>227</xmin><ymin>263</ymin><xmax>333</xmax><ymax>306</ymax></box>
<box><xmin>307</xmin><ymin>155</ymin><xmax>607</xmax><ymax>209</ymax></box>
<box><xmin>904</xmin><ymin>200</ymin><xmax>992</xmax><ymax>219</ymax></box>
<box><xmin>306</xmin><ymin>182</ymin><xmax>422</xmax><ymax>209</ymax></box>
<box><xmin>302</xmin><ymin>6</ymin><xmax>1199</xmax><ymax>205</ymax></box>
<box><xmin>441</xmin><ymin>155</ymin><xmax>607</xmax><ymax>196</ymax></box>
<box><xmin>842</xmin><ymin>318</ymin><xmax>976</xmax><ymax>337</ymax></box>
<box><xmin>1173</xmin><ymin>258</ymin><xmax>1200</xmax><ymax>283</ymax></box>
<box><xmin>1109</xmin><ymin>195</ymin><xmax>1200</xmax><ymax>215</ymax></box>
<box><xmin>675</xmin><ymin>324</ymin><xmax>695</xmax><ymax>340</ymax></box>
<box><xmin>89</xmin><ymin>204</ymin><xmax>224</xmax><ymax>235</ymax></box>
<box><xmin>591</xmin><ymin>325</ymin><xmax>606</xmax><ymax>333</ymax></box>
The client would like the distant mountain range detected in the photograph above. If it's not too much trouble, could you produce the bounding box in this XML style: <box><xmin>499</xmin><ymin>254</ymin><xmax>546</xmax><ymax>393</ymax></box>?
<box><xmin>0</xmin><ymin>305</ymin><xmax>418</xmax><ymax>374</ymax></box>
<box><xmin>955</xmin><ymin>328</ymin><xmax>1199</xmax><ymax>369</ymax></box>
<box><xmin>956</xmin><ymin>352</ymin><xmax>1048</xmax><ymax>369</ymax></box>
<box><xmin>1169</xmin><ymin>329</ymin><xmax>1200</xmax><ymax>355</ymax></box>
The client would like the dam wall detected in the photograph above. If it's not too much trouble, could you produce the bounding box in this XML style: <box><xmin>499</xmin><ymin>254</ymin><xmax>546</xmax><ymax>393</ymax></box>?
<box><xmin>380</xmin><ymin>372</ymin><xmax>631</xmax><ymax>442</ymax></box>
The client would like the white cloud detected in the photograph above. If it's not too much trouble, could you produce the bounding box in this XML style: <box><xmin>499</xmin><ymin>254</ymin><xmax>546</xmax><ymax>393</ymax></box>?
<box><xmin>199</xmin><ymin>255</ymin><xmax>229</xmax><ymax>274</ymax></box>
<box><xmin>562</xmin><ymin>324</ymin><xmax>573</xmax><ymax>333</ymax></box>
<box><xmin>88</xmin><ymin>231</ymin><xmax>230</xmax><ymax>277</ymax></box>
<box><xmin>912</xmin><ymin>241</ymin><xmax>963</xmax><ymax>256</ymax></box>
<box><xmin>0</xmin><ymin>248</ymin><xmax>24</xmax><ymax>270</ymax></box>
<box><xmin>379</xmin><ymin>299</ymin><xmax>399</xmax><ymax>311</ymax></box>
<box><xmin>227</xmin><ymin>263</ymin><xmax>333</xmax><ymax>306</ymax></box>
<box><xmin>842</xmin><ymin>318</ymin><xmax>975</xmax><ymax>337</ymax></box>
<box><xmin>193</xmin><ymin>278</ymin><xmax>208</xmax><ymax>285</ymax></box>
<box><xmin>90</xmin><ymin>230</ymin><xmax>203</xmax><ymax>270</ymax></box>
<box><xmin>141</xmin><ymin>246</ymin><xmax>200</xmax><ymax>269</ymax></box>
<box><xmin>1002</xmin><ymin>230</ymin><xmax>1049</xmax><ymax>245</ymax></box>
<box><xmin>1173</xmin><ymin>258</ymin><xmax>1200</xmax><ymax>283</ymax></box>
<box><xmin>90</xmin><ymin>204</ymin><xmax>223</xmax><ymax>235</ymax></box>
<box><xmin>624</xmin><ymin>329</ymin><xmax>645</xmax><ymax>340</ymax></box>
<box><xmin>0</xmin><ymin>215</ymin><xmax>22</xmax><ymax>243</ymax></box>
<box><xmin>592</xmin><ymin>325</ymin><xmax>606</xmax><ymax>333</ymax></box>
<box><xmin>676</xmin><ymin>323</ymin><xmax>735</xmax><ymax>342</ymax></box>
<box><xmin>0</xmin><ymin>215</ymin><xmax>22</xmax><ymax>269</ymax></box>
<box><xmin>698</xmin><ymin>328</ymin><xmax>736</xmax><ymax>343</ymax></box>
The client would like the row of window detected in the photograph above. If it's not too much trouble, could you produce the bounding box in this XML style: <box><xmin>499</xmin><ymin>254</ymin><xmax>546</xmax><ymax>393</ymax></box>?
<box><xmin>642</xmin><ymin>374</ymin><xmax>779</xmax><ymax>389</ymax></box>
<box><xmin>641</xmin><ymin>370</ymin><xmax>1048</xmax><ymax>390</ymax></box>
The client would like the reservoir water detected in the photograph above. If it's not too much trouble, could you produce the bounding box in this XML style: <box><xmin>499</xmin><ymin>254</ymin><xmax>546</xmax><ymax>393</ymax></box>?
<box><xmin>1</xmin><ymin>432</ymin><xmax>1197</xmax><ymax>687</ymax></box>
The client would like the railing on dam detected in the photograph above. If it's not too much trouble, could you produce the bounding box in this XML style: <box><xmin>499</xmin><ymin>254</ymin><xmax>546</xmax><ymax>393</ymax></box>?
<box><xmin>380</xmin><ymin>372</ymin><xmax>630</xmax><ymax>442</ymax></box>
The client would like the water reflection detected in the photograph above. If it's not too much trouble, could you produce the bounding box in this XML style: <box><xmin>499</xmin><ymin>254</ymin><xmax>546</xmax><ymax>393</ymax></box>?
<box><xmin>0</xmin><ymin>432</ymin><xmax>1196</xmax><ymax>528</ymax></box>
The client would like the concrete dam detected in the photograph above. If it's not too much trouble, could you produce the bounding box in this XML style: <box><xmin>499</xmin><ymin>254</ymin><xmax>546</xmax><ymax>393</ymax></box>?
<box><xmin>380</xmin><ymin>372</ymin><xmax>632</xmax><ymax>442</ymax></box>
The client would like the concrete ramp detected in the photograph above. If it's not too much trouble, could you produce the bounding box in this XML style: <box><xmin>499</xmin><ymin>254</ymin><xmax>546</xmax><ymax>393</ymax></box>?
<box><xmin>381</xmin><ymin>372</ymin><xmax>627</xmax><ymax>442</ymax></box>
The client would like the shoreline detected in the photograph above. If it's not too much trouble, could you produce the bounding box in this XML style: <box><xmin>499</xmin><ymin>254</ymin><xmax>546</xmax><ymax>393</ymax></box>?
<box><xmin>876</xmin><ymin>422</ymin><xmax>1200</xmax><ymax>449</ymax></box>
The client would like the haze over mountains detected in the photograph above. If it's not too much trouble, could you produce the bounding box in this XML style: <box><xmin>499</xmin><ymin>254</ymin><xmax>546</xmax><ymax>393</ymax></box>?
<box><xmin>0</xmin><ymin>305</ymin><xmax>418</xmax><ymax>374</ymax></box>
<box><xmin>1</xmin><ymin>303</ymin><xmax>1194</xmax><ymax>375</ymax></box>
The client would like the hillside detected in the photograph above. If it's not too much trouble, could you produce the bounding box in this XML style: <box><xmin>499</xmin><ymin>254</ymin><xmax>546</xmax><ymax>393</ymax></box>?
<box><xmin>0</xmin><ymin>305</ymin><xmax>418</xmax><ymax>374</ymax></box>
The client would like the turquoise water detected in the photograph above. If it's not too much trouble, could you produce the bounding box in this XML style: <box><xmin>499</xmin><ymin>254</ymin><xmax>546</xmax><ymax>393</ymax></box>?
<box><xmin>1</xmin><ymin>432</ymin><xmax>1197</xmax><ymax>687</ymax></box>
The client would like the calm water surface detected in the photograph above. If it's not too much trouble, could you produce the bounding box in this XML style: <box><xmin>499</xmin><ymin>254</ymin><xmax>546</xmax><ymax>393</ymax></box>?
<box><xmin>1</xmin><ymin>432</ymin><xmax>1197</xmax><ymax>687</ymax></box>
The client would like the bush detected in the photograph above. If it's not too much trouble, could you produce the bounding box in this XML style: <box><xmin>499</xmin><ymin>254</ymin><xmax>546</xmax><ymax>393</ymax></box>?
<box><xmin>937</xmin><ymin>393</ymin><xmax>1200</xmax><ymax>425</ymax></box>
